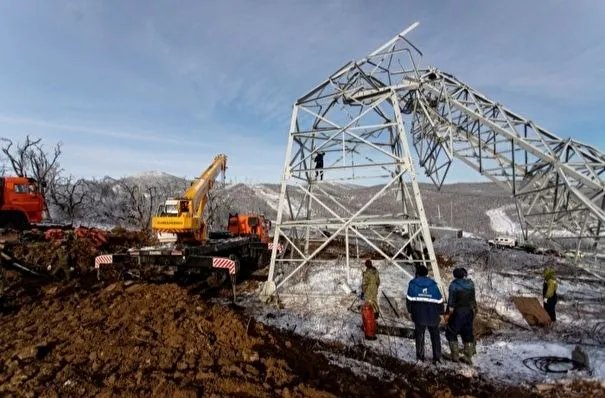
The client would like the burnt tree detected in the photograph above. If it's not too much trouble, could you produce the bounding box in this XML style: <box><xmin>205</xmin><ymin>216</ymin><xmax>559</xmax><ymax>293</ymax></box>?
<box><xmin>49</xmin><ymin>176</ymin><xmax>90</xmax><ymax>223</ymax></box>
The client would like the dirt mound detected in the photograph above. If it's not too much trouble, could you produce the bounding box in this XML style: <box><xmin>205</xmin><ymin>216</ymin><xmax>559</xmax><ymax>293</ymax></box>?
<box><xmin>0</xmin><ymin>281</ymin><xmax>545</xmax><ymax>397</ymax></box>
<box><xmin>0</xmin><ymin>282</ymin><xmax>397</xmax><ymax>397</ymax></box>
<box><xmin>2</xmin><ymin>227</ymin><xmax>155</xmax><ymax>279</ymax></box>
<box><xmin>9</xmin><ymin>240</ymin><xmax>98</xmax><ymax>274</ymax></box>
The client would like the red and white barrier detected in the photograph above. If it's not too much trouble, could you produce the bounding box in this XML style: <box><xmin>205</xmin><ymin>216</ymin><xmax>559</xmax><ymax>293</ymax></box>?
<box><xmin>268</xmin><ymin>243</ymin><xmax>284</xmax><ymax>253</ymax></box>
<box><xmin>94</xmin><ymin>254</ymin><xmax>113</xmax><ymax>269</ymax></box>
<box><xmin>212</xmin><ymin>257</ymin><xmax>237</xmax><ymax>275</ymax></box>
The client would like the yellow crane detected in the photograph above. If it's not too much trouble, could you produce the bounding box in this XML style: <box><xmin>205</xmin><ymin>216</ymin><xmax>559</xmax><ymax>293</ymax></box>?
<box><xmin>151</xmin><ymin>154</ymin><xmax>227</xmax><ymax>244</ymax></box>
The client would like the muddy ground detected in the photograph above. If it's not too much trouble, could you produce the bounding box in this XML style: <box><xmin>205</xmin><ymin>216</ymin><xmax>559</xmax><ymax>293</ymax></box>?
<box><xmin>1</xmin><ymin>231</ymin><xmax>604</xmax><ymax>397</ymax></box>
<box><xmin>0</xmin><ymin>274</ymin><xmax>537</xmax><ymax>398</ymax></box>
<box><xmin>2</xmin><ymin>274</ymin><xmax>604</xmax><ymax>398</ymax></box>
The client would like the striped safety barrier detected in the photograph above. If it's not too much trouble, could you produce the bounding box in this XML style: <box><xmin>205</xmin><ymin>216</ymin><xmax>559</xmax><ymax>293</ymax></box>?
<box><xmin>268</xmin><ymin>243</ymin><xmax>284</xmax><ymax>253</ymax></box>
<box><xmin>94</xmin><ymin>254</ymin><xmax>113</xmax><ymax>269</ymax></box>
<box><xmin>212</xmin><ymin>257</ymin><xmax>237</xmax><ymax>275</ymax></box>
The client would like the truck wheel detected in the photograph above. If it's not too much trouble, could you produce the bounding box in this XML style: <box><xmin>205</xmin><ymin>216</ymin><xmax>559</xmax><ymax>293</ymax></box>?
<box><xmin>1</xmin><ymin>211</ymin><xmax>29</xmax><ymax>230</ymax></box>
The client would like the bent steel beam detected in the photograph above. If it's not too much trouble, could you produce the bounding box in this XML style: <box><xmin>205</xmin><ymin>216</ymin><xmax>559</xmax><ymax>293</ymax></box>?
<box><xmin>261</xmin><ymin>21</ymin><xmax>605</xmax><ymax>302</ymax></box>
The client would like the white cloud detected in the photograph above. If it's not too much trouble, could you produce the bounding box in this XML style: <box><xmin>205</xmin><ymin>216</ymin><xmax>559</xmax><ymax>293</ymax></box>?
<box><xmin>1</xmin><ymin>0</ymin><xmax>604</xmax><ymax>184</ymax></box>
<box><xmin>0</xmin><ymin>115</ymin><xmax>186</xmax><ymax>146</ymax></box>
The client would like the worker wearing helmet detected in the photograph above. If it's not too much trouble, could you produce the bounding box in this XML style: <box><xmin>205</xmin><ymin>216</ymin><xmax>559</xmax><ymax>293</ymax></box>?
<box><xmin>361</xmin><ymin>259</ymin><xmax>380</xmax><ymax>318</ymax></box>
<box><xmin>543</xmin><ymin>266</ymin><xmax>558</xmax><ymax>322</ymax></box>
<box><xmin>445</xmin><ymin>267</ymin><xmax>477</xmax><ymax>365</ymax></box>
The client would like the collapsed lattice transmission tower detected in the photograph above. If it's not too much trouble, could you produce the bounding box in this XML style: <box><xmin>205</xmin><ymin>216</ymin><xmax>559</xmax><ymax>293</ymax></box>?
<box><xmin>261</xmin><ymin>22</ymin><xmax>605</xmax><ymax>300</ymax></box>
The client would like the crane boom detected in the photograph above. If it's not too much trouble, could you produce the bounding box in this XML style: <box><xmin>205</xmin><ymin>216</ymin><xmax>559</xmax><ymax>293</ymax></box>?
<box><xmin>152</xmin><ymin>154</ymin><xmax>227</xmax><ymax>244</ymax></box>
<box><xmin>186</xmin><ymin>154</ymin><xmax>228</xmax><ymax>218</ymax></box>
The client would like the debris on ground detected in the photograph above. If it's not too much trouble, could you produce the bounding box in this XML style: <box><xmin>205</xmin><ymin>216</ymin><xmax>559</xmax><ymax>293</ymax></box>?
<box><xmin>1</xmin><ymin>227</ymin><xmax>156</xmax><ymax>279</ymax></box>
<box><xmin>512</xmin><ymin>296</ymin><xmax>552</xmax><ymax>327</ymax></box>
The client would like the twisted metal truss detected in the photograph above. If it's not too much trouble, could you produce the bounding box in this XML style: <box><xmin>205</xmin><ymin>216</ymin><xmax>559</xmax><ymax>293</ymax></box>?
<box><xmin>261</xmin><ymin>21</ymin><xmax>605</xmax><ymax>300</ymax></box>
<box><xmin>408</xmin><ymin>69</ymin><xmax>605</xmax><ymax>250</ymax></box>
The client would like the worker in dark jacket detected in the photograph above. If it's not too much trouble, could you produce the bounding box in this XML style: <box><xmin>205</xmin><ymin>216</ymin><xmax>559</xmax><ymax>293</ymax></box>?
<box><xmin>543</xmin><ymin>266</ymin><xmax>558</xmax><ymax>322</ymax></box>
<box><xmin>406</xmin><ymin>265</ymin><xmax>444</xmax><ymax>363</ymax></box>
<box><xmin>445</xmin><ymin>267</ymin><xmax>477</xmax><ymax>364</ymax></box>
<box><xmin>361</xmin><ymin>259</ymin><xmax>380</xmax><ymax>318</ymax></box>
<box><xmin>314</xmin><ymin>151</ymin><xmax>325</xmax><ymax>181</ymax></box>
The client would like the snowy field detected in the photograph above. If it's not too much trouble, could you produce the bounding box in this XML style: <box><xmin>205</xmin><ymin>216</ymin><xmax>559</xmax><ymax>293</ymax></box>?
<box><xmin>242</xmin><ymin>237</ymin><xmax>605</xmax><ymax>387</ymax></box>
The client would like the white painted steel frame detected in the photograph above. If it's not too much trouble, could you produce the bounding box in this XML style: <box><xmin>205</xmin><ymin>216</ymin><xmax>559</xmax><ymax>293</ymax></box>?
<box><xmin>263</xmin><ymin>23</ymin><xmax>441</xmax><ymax>300</ymax></box>
<box><xmin>261</xmin><ymin>21</ymin><xmax>605</xmax><ymax>301</ymax></box>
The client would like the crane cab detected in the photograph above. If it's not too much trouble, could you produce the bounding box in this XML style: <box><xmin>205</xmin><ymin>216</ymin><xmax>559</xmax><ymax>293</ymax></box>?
<box><xmin>152</xmin><ymin>198</ymin><xmax>203</xmax><ymax>244</ymax></box>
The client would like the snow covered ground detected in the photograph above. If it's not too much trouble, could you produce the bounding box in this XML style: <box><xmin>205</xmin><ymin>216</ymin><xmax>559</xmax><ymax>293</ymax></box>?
<box><xmin>485</xmin><ymin>204</ymin><xmax>575</xmax><ymax>239</ymax></box>
<box><xmin>486</xmin><ymin>205</ymin><xmax>522</xmax><ymax>236</ymax></box>
<box><xmin>242</xmin><ymin>238</ymin><xmax>605</xmax><ymax>387</ymax></box>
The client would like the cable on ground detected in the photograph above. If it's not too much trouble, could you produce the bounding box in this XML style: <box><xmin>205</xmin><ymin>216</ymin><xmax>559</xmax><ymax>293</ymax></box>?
<box><xmin>522</xmin><ymin>356</ymin><xmax>583</xmax><ymax>374</ymax></box>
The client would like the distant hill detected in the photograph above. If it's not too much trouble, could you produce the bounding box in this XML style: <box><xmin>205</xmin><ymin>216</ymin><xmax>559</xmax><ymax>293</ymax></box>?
<box><xmin>58</xmin><ymin>170</ymin><xmax>514</xmax><ymax>237</ymax></box>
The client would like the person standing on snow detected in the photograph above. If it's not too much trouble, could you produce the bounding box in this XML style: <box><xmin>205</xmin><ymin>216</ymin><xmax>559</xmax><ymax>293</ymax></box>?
<box><xmin>445</xmin><ymin>267</ymin><xmax>477</xmax><ymax>365</ymax></box>
<box><xmin>406</xmin><ymin>265</ymin><xmax>444</xmax><ymax>363</ymax></box>
<box><xmin>543</xmin><ymin>266</ymin><xmax>558</xmax><ymax>322</ymax></box>
<box><xmin>361</xmin><ymin>259</ymin><xmax>380</xmax><ymax>318</ymax></box>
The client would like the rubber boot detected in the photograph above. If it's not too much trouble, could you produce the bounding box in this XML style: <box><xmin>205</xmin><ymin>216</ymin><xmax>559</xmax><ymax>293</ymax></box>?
<box><xmin>471</xmin><ymin>339</ymin><xmax>477</xmax><ymax>355</ymax></box>
<box><xmin>461</xmin><ymin>342</ymin><xmax>473</xmax><ymax>365</ymax></box>
<box><xmin>448</xmin><ymin>341</ymin><xmax>460</xmax><ymax>362</ymax></box>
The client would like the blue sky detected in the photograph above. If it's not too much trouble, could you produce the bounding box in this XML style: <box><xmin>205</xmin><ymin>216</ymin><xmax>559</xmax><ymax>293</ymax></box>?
<box><xmin>0</xmin><ymin>0</ymin><xmax>603</xmax><ymax>183</ymax></box>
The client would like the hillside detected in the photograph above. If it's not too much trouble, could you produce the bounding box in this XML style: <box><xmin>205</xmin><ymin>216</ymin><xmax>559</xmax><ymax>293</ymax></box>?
<box><xmin>51</xmin><ymin>171</ymin><xmax>515</xmax><ymax>238</ymax></box>
<box><xmin>220</xmin><ymin>181</ymin><xmax>514</xmax><ymax>238</ymax></box>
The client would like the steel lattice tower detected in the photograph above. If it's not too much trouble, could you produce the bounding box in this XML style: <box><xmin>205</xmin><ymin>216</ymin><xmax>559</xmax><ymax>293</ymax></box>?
<box><xmin>261</xmin><ymin>23</ymin><xmax>441</xmax><ymax>300</ymax></box>
<box><xmin>261</xmin><ymin>22</ymin><xmax>605</xmax><ymax>301</ymax></box>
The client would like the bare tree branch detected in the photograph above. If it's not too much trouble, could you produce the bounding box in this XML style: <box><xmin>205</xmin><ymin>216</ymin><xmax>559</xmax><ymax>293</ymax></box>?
<box><xmin>205</xmin><ymin>185</ymin><xmax>234</xmax><ymax>231</ymax></box>
<box><xmin>48</xmin><ymin>176</ymin><xmax>90</xmax><ymax>222</ymax></box>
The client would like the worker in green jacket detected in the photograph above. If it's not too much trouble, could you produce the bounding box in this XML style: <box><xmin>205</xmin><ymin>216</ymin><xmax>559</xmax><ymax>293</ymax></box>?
<box><xmin>362</xmin><ymin>259</ymin><xmax>380</xmax><ymax>318</ymax></box>
<box><xmin>543</xmin><ymin>267</ymin><xmax>558</xmax><ymax>322</ymax></box>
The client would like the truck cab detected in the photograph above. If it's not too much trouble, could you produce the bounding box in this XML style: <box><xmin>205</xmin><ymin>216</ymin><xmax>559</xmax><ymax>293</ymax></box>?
<box><xmin>0</xmin><ymin>176</ymin><xmax>45</xmax><ymax>229</ymax></box>
<box><xmin>228</xmin><ymin>213</ymin><xmax>270</xmax><ymax>243</ymax></box>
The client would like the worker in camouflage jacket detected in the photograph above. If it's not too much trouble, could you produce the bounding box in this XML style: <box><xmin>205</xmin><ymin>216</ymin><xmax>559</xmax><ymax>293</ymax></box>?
<box><xmin>361</xmin><ymin>259</ymin><xmax>380</xmax><ymax>318</ymax></box>
<box><xmin>445</xmin><ymin>267</ymin><xmax>477</xmax><ymax>365</ymax></box>
<box><xmin>406</xmin><ymin>265</ymin><xmax>444</xmax><ymax>362</ymax></box>
<box><xmin>542</xmin><ymin>266</ymin><xmax>558</xmax><ymax>322</ymax></box>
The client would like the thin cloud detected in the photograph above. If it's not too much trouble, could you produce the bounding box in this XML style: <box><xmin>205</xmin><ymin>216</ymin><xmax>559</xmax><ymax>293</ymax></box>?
<box><xmin>0</xmin><ymin>115</ymin><xmax>189</xmax><ymax>146</ymax></box>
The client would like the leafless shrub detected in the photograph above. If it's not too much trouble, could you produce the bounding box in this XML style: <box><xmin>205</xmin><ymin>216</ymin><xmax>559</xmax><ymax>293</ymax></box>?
<box><xmin>205</xmin><ymin>185</ymin><xmax>235</xmax><ymax>231</ymax></box>
<box><xmin>48</xmin><ymin>176</ymin><xmax>91</xmax><ymax>222</ymax></box>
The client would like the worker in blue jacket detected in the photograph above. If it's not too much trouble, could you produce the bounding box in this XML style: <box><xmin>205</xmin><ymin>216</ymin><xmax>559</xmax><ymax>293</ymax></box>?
<box><xmin>406</xmin><ymin>265</ymin><xmax>445</xmax><ymax>363</ymax></box>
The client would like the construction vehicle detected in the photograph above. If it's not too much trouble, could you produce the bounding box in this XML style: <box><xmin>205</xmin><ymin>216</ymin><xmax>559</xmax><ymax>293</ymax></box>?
<box><xmin>0</xmin><ymin>176</ymin><xmax>45</xmax><ymax>230</ymax></box>
<box><xmin>228</xmin><ymin>213</ymin><xmax>271</xmax><ymax>243</ymax></box>
<box><xmin>95</xmin><ymin>154</ymin><xmax>281</xmax><ymax>296</ymax></box>
<box><xmin>0</xmin><ymin>176</ymin><xmax>71</xmax><ymax>231</ymax></box>
<box><xmin>152</xmin><ymin>154</ymin><xmax>228</xmax><ymax>244</ymax></box>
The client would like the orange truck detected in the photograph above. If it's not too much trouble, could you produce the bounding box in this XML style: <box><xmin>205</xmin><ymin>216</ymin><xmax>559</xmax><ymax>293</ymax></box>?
<box><xmin>227</xmin><ymin>213</ymin><xmax>271</xmax><ymax>243</ymax></box>
<box><xmin>0</xmin><ymin>176</ymin><xmax>45</xmax><ymax>230</ymax></box>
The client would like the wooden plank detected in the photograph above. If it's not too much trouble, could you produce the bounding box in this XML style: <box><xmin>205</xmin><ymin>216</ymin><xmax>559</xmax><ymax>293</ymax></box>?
<box><xmin>512</xmin><ymin>296</ymin><xmax>552</xmax><ymax>327</ymax></box>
